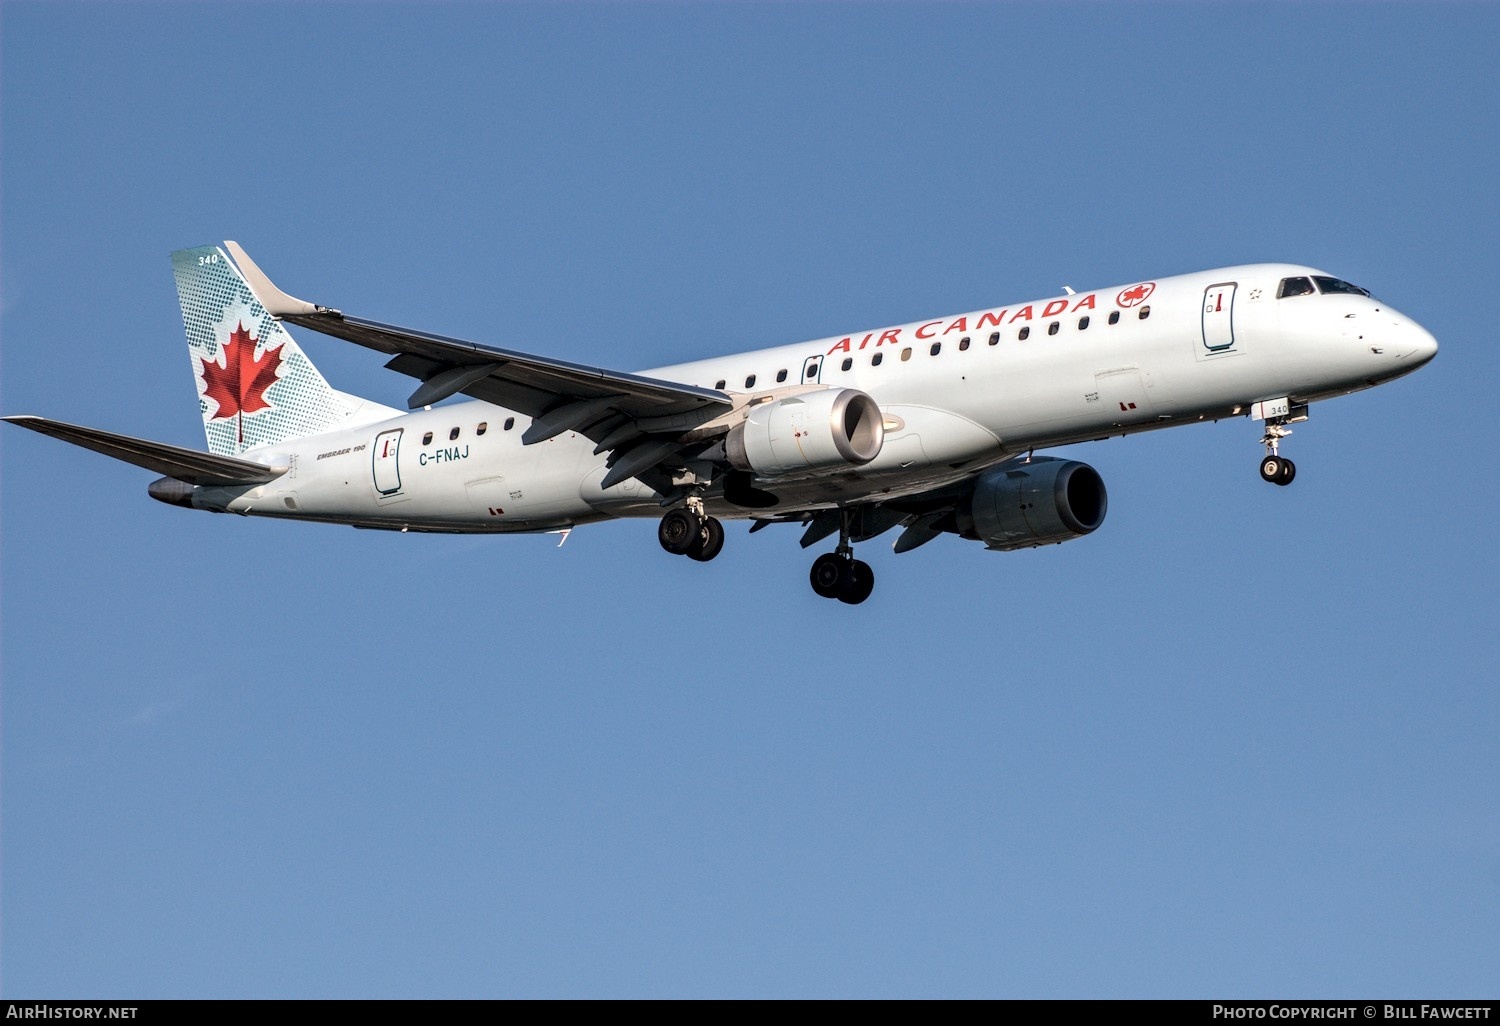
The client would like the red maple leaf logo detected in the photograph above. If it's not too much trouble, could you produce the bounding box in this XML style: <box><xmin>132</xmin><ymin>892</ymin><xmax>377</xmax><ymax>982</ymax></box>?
<box><xmin>199</xmin><ymin>322</ymin><xmax>283</xmax><ymax>442</ymax></box>
<box><xmin>1116</xmin><ymin>282</ymin><xmax>1156</xmax><ymax>308</ymax></box>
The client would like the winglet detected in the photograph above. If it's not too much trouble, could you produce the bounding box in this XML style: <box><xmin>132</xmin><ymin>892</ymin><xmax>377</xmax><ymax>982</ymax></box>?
<box><xmin>223</xmin><ymin>241</ymin><xmax>331</xmax><ymax>318</ymax></box>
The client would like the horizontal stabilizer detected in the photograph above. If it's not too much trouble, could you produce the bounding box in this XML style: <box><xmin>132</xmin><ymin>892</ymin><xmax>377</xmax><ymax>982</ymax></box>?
<box><xmin>3</xmin><ymin>415</ymin><xmax>287</xmax><ymax>486</ymax></box>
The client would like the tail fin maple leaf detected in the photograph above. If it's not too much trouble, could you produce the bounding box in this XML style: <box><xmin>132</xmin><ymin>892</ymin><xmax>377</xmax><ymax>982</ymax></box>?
<box><xmin>198</xmin><ymin>323</ymin><xmax>284</xmax><ymax>443</ymax></box>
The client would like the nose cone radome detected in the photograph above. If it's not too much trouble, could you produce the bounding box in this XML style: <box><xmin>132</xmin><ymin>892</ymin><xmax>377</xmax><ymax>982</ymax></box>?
<box><xmin>1403</xmin><ymin>322</ymin><xmax>1439</xmax><ymax>367</ymax></box>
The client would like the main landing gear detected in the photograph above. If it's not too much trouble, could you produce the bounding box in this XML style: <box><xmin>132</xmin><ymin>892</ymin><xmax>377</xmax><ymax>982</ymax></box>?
<box><xmin>1259</xmin><ymin>419</ymin><xmax>1296</xmax><ymax>486</ymax></box>
<box><xmin>658</xmin><ymin>497</ymin><xmax>724</xmax><ymax>562</ymax></box>
<box><xmin>809</xmin><ymin>509</ymin><xmax>875</xmax><ymax>605</ymax></box>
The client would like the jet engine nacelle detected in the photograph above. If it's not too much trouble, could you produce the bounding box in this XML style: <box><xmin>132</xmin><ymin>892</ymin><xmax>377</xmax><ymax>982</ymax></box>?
<box><xmin>725</xmin><ymin>388</ymin><xmax>884</xmax><ymax>478</ymax></box>
<box><xmin>960</xmin><ymin>457</ymin><xmax>1107</xmax><ymax>551</ymax></box>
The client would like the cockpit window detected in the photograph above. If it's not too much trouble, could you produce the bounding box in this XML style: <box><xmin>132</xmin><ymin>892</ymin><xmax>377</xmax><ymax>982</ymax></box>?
<box><xmin>1312</xmin><ymin>275</ymin><xmax>1372</xmax><ymax>298</ymax></box>
<box><xmin>1278</xmin><ymin>276</ymin><xmax>1316</xmax><ymax>298</ymax></box>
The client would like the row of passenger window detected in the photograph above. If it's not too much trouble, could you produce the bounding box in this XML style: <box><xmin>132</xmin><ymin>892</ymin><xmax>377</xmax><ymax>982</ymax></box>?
<box><xmin>420</xmin><ymin>417</ymin><xmax>516</xmax><ymax>446</ymax></box>
<box><xmin>713</xmin><ymin>305</ymin><xmax>1151</xmax><ymax>387</ymax></box>
<box><xmin>714</xmin><ymin>367</ymin><xmax>795</xmax><ymax>391</ymax></box>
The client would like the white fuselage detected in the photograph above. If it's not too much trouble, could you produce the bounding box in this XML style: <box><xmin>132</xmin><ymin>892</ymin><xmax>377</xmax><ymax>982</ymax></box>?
<box><xmin>191</xmin><ymin>264</ymin><xmax>1437</xmax><ymax>532</ymax></box>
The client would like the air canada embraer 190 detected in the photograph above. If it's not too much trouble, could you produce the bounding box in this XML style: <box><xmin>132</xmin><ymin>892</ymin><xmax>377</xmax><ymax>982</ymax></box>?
<box><xmin>5</xmin><ymin>243</ymin><xmax>1438</xmax><ymax>604</ymax></box>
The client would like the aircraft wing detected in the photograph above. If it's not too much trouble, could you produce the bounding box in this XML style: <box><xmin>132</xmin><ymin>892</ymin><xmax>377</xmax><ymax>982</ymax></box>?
<box><xmin>2</xmin><ymin>415</ymin><xmax>287</xmax><ymax>486</ymax></box>
<box><xmin>224</xmin><ymin>243</ymin><xmax>733</xmax><ymax>460</ymax></box>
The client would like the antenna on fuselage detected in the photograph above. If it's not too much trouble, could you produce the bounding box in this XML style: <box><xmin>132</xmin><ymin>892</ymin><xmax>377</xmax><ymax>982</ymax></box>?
<box><xmin>1063</xmin><ymin>286</ymin><xmax>1076</xmax><ymax>296</ymax></box>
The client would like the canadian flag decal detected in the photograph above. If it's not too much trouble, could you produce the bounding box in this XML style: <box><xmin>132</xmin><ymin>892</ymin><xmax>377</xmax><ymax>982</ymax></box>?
<box><xmin>198</xmin><ymin>322</ymin><xmax>284</xmax><ymax>441</ymax></box>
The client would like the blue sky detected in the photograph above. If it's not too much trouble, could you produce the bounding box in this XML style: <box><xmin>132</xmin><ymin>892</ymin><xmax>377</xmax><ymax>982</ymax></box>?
<box><xmin>3</xmin><ymin>2</ymin><xmax>1496</xmax><ymax>998</ymax></box>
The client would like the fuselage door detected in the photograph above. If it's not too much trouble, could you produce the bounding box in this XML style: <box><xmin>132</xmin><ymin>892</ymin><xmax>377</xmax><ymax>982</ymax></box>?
<box><xmin>802</xmin><ymin>355</ymin><xmax>823</xmax><ymax>384</ymax></box>
<box><xmin>372</xmin><ymin>428</ymin><xmax>403</xmax><ymax>495</ymax></box>
<box><xmin>1202</xmin><ymin>282</ymin><xmax>1238</xmax><ymax>353</ymax></box>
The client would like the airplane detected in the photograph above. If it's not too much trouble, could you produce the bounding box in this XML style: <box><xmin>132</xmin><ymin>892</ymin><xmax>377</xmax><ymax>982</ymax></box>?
<box><xmin>4</xmin><ymin>243</ymin><xmax>1438</xmax><ymax>604</ymax></box>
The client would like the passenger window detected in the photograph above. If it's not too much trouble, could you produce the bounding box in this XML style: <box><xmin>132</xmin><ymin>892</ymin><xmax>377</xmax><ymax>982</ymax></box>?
<box><xmin>871</xmin><ymin>352</ymin><xmax>883</xmax><ymax>367</ymax></box>
<box><xmin>958</xmin><ymin>336</ymin><xmax>970</xmax><ymax>351</ymax></box>
<box><xmin>988</xmin><ymin>332</ymin><xmax>1000</xmax><ymax>346</ymax></box>
<box><xmin>477</xmin><ymin>422</ymin><xmax>488</xmax><ymax>436</ymax></box>
<box><xmin>422</xmin><ymin>431</ymin><xmax>433</xmax><ymax>445</ymax></box>
<box><xmin>900</xmin><ymin>347</ymin><xmax>912</xmax><ymax>362</ymax></box>
<box><xmin>776</xmin><ymin>369</ymin><xmax>788</xmax><ymax>383</ymax></box>
<box><xmin>1048</xmin><ymin>322</ymin><xmax>1059</xmax><ymax>335</ymax></box>
<box><xmin>745</xmin><ymin>374</ymin><xmax>757</xmax><ymax>389</ymax></box>
<box><xmin>841</xmin><ymin>357</ymin><xmax>853</xmax><ymax>372</ymax></box>
<box><xmin>504</xmin><ymin>417</ymin><xmax>515</xmax><ymax>431</ymax></box>
<box><xmin>1078</xmin><ymin>316</ymin><xmax>1090</xmax><ymax>330</ymax></box>
<box><xmin>1108</xmin><ymin>311</ymin><xmax>1120</xmax><ymax>325</ymax></box>
<box><xmin>930</xmin><ymin>342</ymin><xmax>942</xmax><ymax>356</ymax></box>
<box><xmin>715</xmin><ymin>379</ymin><xmax>726</xmax><ymax>390</ymax></box>
<box><xmin>449</xmin><ymin>427</ymin><xmax>460</xmax><ymax>441</ymax></box>
<box><xmin>1018</xmin><ymin>326</ymin><xmax>1031</xmax><ymax>341</ymax></box>
<box><xmin>1278</xmin><ymin>276</ymin><xmax>1315</xmax><ymax>299</ymax></box>
<box><xmin>1138</xmin><ymin>306</ymin><xmax>1151</xmax><ymax>319</ymax></box>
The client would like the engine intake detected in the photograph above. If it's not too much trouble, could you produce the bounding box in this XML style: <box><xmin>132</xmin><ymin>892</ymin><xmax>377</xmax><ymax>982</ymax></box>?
<box><xmin>961</xmin><ymin>457</ymin><xmax>1107</xmax><ymax>551</ymax></box>
<box><xmin>726</xmin><ymin>389</ymin><xmax>884</xmax><ymax>478</ymax></box>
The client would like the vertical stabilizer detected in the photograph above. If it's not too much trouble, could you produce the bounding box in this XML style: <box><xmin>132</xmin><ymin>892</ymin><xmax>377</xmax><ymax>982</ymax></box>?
<box><xmin>172</xmin><ymin>245</ymin><xmax>392</xmax><ymax>455</ymax></box>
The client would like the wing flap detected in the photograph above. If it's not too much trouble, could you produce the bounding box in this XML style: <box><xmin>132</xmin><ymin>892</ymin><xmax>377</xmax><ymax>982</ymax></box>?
<box><xmin>3</xmin><ymin>415</ymin><xmax>287</xmax><ymax>486</ymax></box>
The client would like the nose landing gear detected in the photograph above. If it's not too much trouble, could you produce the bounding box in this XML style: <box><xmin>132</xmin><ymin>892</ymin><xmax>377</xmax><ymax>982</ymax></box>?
<box><xmin>808</xmin><ymin>509</ymin><xmax>875</xmax><ymax>604</ymax></box>
<box><xmin>1258</xmin><ymin>419</ymin><xmax>1296</xmax><ymax>486</ymax></box>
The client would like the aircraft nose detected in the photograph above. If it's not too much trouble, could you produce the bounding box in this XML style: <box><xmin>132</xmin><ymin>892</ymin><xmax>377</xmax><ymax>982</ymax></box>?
<box><xmin>1400</xmin><ymin>322</ymin><xmax>1439</xmax><ymax>366</ymax></box>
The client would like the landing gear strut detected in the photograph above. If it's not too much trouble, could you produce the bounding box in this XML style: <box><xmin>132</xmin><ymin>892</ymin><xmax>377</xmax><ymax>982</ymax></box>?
<box><xmin>809</xmin><ymin>509</ymin><xmax>875</xmax><ymax>604</ymax></box>
<box><xmin>1258</xmin><ymin>419</ymin><xmax>1296</xmax><ymax>486</ymax></box>
<box><xmin>658</xmin><ymin>495</ymin><xmax>725</xmax><ymax>562</ymax></box>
